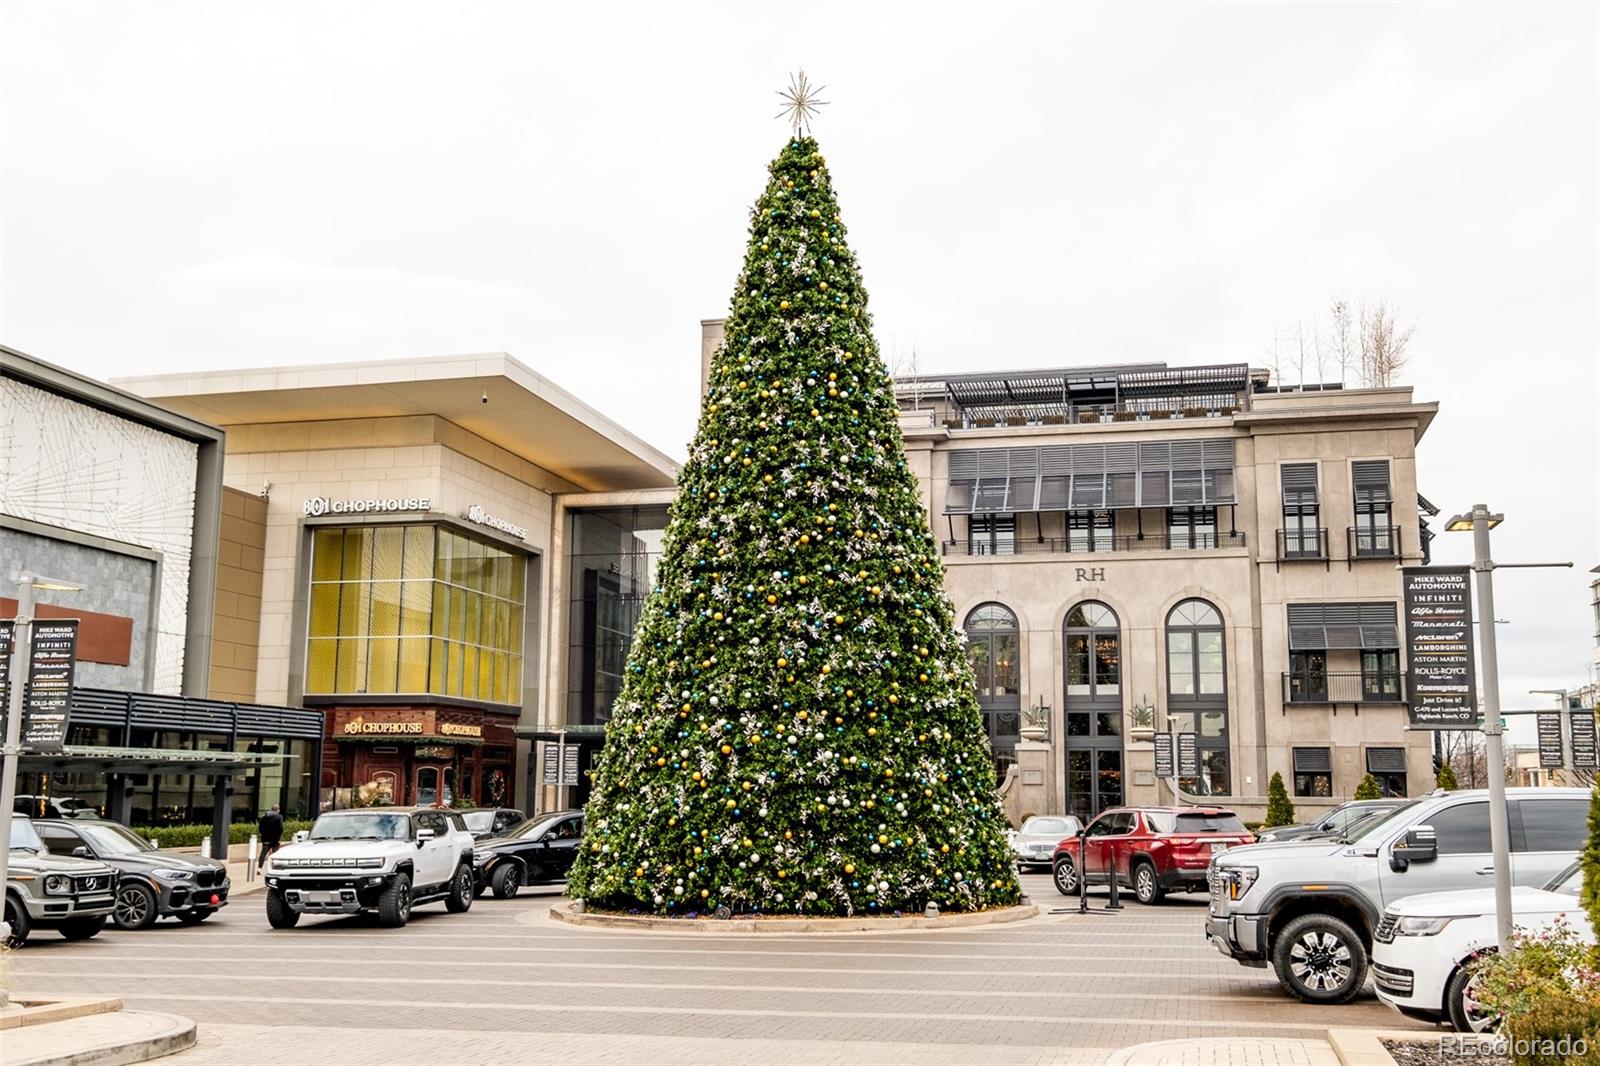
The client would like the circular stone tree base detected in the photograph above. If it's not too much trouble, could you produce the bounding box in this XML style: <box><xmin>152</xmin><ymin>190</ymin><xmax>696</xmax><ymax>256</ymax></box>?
<box><xmin>546</xmin><ymin>899</ymin><xmax>1038</xmax><ymax>933</ymax></box>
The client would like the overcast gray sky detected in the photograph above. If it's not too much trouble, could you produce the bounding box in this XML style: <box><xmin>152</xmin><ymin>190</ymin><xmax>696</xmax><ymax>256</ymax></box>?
<box><xmin>2</xmin><ymin>1</ymin><xmax>1596</xmax><ymax>730</ymax></box>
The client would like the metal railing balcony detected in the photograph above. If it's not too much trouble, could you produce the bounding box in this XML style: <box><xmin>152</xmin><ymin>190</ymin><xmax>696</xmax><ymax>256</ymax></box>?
<box><xmin>942</xmin><ymin>531</ymin><xmax>1247</xmax><ymax>557</ymax></box>
<box><xmin>943</xmin><ymin>399</ymin><xmax>1241</xmax><ymax>430</ymax></box>
<box><xmin>1281</xmin><ymin>672</ymin><xmax>1406</xmax><ymax>706</ymax></box>
<box><xmin>1346</xmin><ymin>526</ymin><xmax>1402</xmax><ymax>567</ymax></box>
<box><xmin>1275</xmin><ymin>528</ymin><xmax>1330</xmax><ymax>570</ymax></box>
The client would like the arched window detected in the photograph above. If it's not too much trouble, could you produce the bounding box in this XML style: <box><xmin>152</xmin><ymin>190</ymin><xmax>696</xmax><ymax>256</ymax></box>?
<box><xmin>1165</xmin><ymin>599</ymin><xmax>1229</xmax><ymax>795</ymax></box>
<box><xmin>1166</xmin><ymin>599</ymin><xmax>1225</xmax><ymax>698</ymax></box>
<box><xmin>964</xmin><ymin>603</ymin><xmax>1020</xmax><ymax>775</ymax></box>
<box><xmin>1065</xmin><ymin>601</ymin><xmax>1120</xmax><ymax>701</ymax></box>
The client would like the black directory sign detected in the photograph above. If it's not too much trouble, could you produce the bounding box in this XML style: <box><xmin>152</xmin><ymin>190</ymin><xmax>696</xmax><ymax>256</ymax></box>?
<box><xmin>1537</xmin><ymin>713</ymin><xmax>1564</xmax><ymax>769</ymax></box>
<box><xmin>542</xmin><ymin>740</ymin><xmax>582</xmax><ymax>786</ymax></box>
<box><xmin>1154</xmin><ymin>733</ymin><xmax>1174</xmax><ymax>778</ymax></box>
<box><xmin>1177</xmin><ymin>732</ymin><xmax>1197</xmax><ymax>777</ymax></box>
<box><xmin>0</xmin><ymin>620</ymin><xmax>12</xmax><ymax>722</ymax></box>
<box><xmin>1571</xmin><ymin>712</ymin><xmax>1598</xmax><ymax>770</ymax></box>
<box><xmin>23</xmin><ymin>619</ymin><xmax>78</xmax><ymax>752</ymax></box>
<box><xmin>1402</xmin><ymin>568</ymin><xmax>1478</xmax><ymax>728</ymax></box>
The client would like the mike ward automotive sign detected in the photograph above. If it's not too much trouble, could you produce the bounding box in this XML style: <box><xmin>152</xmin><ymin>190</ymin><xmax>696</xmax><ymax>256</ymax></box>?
<box><xmin>1403</xmin><ymin>567</ymin><xmax>1478</xmax><ymax>728</ymax></box>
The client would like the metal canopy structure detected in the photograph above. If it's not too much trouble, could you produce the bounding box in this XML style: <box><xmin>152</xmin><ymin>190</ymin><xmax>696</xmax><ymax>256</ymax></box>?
<box><xmin>938</xmin><ymin>362</ymin><xmax>1251</xmax><ymax>424</ymax></box>
<box><xmin>17</xmin><ymin>745</ymin><xmax>291</xmax><ymax>775</ymax></box>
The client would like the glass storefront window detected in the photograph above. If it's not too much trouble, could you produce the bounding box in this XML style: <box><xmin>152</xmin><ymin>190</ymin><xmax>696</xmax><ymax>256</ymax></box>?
<box><xmin>306</xmin><ymin>523</ymin><xmax>527</xmax><ymax>704</ymax></box>
<box><xmin>567</xmin><ymin>506</ymin><xmax>669</xmax><ymax>726</ymax></box>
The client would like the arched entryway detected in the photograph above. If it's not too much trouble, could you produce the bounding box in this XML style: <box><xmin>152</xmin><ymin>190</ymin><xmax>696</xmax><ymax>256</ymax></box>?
<box><xmin>1064</xmin><ymin>601</ymin><xmax>1123</xmax><ymax>821</ymax></box>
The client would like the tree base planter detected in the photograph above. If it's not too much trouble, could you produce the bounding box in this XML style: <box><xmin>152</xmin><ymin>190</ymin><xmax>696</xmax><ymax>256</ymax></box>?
<box><xmin>548</xmin><ymin>899</ymin><xmax>1037</xmax><ymax>933</ymax></box>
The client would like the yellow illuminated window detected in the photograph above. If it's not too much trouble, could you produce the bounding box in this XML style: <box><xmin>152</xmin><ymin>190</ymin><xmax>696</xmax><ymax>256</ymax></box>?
<box><xmin>303</xmin><ymin>524</ymin><xmax>526</xmax><ymax>704</ymax></box>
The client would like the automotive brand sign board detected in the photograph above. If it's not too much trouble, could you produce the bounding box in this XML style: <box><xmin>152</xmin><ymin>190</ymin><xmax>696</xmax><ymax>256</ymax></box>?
<box><xmin>1537</xmin><ymin>713</ymin><xmax>1565</xmax><ymax>769</ymax></box>
<box><xmin>23</xmin><ymin>619</ymin><xmax>78</xmax><ymax>753</ymax></box>
<box><xmin>1402</xmin><ymin>567</ymin><xmax>1478</xmax><ymax>729</ymax></box>
<box><xmin>1153</xmin><ymin>732</ymin><xmax>1174</xmax><ymax>779</ymax></box>
<box><xmin>1570</xmin><ymin>712</ymin><xmax>1598</xmax><ymax>770</ymax></box>
<box><xmin>0</xmin><ymin>620</ymin><xmax>11</xmax><ymax>726</ymax></box>
<box><xmin>1177</xmin><ymin>732</ymin><xmax>1197</xmax><ymax>777</ymax></box>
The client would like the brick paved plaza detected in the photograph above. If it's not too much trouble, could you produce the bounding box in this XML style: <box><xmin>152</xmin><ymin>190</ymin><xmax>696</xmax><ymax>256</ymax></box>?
<box><xmin>8</xmin><ymin>874</ymin><xmax>1428</xmax><ymax>1064</ymax></box>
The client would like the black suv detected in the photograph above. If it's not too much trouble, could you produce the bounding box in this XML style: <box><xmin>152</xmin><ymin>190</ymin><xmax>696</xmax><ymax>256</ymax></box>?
<box><xmin>35</xmin><ymin>818</ymin><xmax>231</xmax><ymax>929</ymax></box>
<box><xmin>473</xmin><ymin>810</ymin><xmax>584</xmax><ymax>899</ymax></box>
<box><xmin>456</xmin><ymin>807</ymin><xmax>526</xmax><ymax>840</ymax></box>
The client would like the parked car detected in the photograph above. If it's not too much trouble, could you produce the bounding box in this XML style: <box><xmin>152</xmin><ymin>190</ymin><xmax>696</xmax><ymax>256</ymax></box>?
<box><xmin>1012</xmin><ymin>815</ymin><xmax>1083</xmax><ymax>871</ymax></box>
<box><xmin>1373</xmin><ymin>861</ymin><xmax>1592</xmax><ymax>1032</ymax></box>
<box><xmin>1253</xmin><ymin>799</ymin><xmax>1403</xmax><ymax>844</ymax></box>
<box><xmin>33</xmin><ymin>817</ymin><xmax>230</xmax><ymax>929</ymax></box>
<box><xmin>1206</xmin><ymin>786</ymin><xmax>1588</xmax><ymax>1005</ymax></box>
<box><xmin>4</xmin><ymin>816</ymin><xmax>118</xmax><ymax>947</ymax></box>
<box><xmin>12</xmin><ymin>794</ymin><xmax>102</xmax><ymax>819</ymax></box>
<box><xmin>1052</xmin><ymin>806</ymin><xmax>1254</xmax><ymax>904</ymax></box>
<box><xmin>455</xmin><ymin>807</ymin><xmax>526</xmax><ymax>840</ymax></box>
<box><xmin>473</xmin><ymin>810</ymin><xmax>584</xmax><ymax>899</ymax></box>
<box><xmin>264</xmin><ymin>807</ymin><xmax>475</xmax><ymax>929</ymax></box>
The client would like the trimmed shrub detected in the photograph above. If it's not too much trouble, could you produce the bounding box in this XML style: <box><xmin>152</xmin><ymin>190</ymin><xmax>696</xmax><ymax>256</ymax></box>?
<box><xmin>1353</xmin><ymin>773</ymin><xmax>1382</xmax><ymax>801</ymax></box>
<box><xmin>1436</xmin><ymin>762</ymin><xmax>1459</xmax><ymax>790</ymax></box>
<box><xmin>1502</xmin><ymin>995</ymin><xmax>1600</xmax><ymax>1065</ymax></box>
<box><xmin>1583</xmin><ymin>784</ymin><xmax>1600</xmax><ymax>939</ymax></box>
<box><xmin>1264</xmin><ymin>772</ymin><xmax>1295</xmax><ymax>828</ymax></box>
<box><xmin>139</xmin><ymin>820</ymin><xmax>314</xmax><ymax>849</ymax></box>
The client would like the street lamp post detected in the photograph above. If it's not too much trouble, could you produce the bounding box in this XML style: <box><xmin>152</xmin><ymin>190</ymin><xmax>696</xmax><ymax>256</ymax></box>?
<box><xmin>1445</xmin><ymin>505</ymin><xmax>1514</xmax><ymax>951</ymax></box>
<box><xmin>0</xmin><ymin>572</ymin><xmax>84</xmax><ymax>942</ymax></box>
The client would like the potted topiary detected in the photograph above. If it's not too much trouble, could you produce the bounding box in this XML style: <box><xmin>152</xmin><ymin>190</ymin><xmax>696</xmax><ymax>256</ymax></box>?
<box><xmin>1020</xmin><ymin>701</ymin><xmax>1049</xmax><ymax>742</ymax></box>
<box><xmin>1129</xmin><ymin>698</ymin><xmax>1155</xmax><ymax>739</ymax></box>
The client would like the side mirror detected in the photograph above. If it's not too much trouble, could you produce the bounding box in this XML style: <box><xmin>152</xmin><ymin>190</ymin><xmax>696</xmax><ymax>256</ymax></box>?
<box><xmin>1391</xmin><ymin>825</ymin><xmax>1437</xmax><ymax>870</ymax></box>
<box><xmin>72</xmin><ymin>845</ymin><xmax>92</xmax><ymax>858</ymax></box>
<box><xmin>292</xmin><ymin>830</ymin><xmax>309</xmax><ymax>844</ymax></box>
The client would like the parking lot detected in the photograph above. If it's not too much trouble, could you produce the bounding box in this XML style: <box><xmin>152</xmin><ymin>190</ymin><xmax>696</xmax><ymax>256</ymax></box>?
<box><xmin>8</xmin><ymin>872</ymin><xmax>1429</xmax><ymax>1064</ymax></box>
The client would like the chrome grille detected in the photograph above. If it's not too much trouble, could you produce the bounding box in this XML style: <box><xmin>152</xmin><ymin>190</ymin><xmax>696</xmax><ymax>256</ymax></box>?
<box><xmin>75</xmin><ymin>875</ymin><xmax>109</xmax><ymax>893</ymax></box>
<box><xmin>1374</xmin><ymin>913</ymin><xmax>1399</xmax><ymax>944</ymax></box>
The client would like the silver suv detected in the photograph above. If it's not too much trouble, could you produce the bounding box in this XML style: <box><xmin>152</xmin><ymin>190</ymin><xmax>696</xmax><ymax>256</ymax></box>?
<box><xmin>264</xmin><ymin>807</ymin><xmax>476</xmax><ymax>929</ymax></box>
<box><xmin>5</xmin><ymin>816</ymin><xmax>118</xmax><ymax>947</ymax></box>
<box><xmin>1206</xmin><ymin>787</ymin><xmax>1588</xmax><ymax>1004</ymax></box>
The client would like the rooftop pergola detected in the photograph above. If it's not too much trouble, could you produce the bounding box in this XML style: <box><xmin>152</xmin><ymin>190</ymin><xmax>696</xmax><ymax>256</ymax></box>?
<box><xmin>917</xmin><ymin>362</ymin><xmax>1255</xmax><ymax>424</ymax></box>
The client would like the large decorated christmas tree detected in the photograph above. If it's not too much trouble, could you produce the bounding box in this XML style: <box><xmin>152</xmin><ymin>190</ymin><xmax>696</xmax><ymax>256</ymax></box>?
<box><xmin>567</xmin><ymin>97</ymin><xmax>1020</xmax><ymax>918</ymax></box>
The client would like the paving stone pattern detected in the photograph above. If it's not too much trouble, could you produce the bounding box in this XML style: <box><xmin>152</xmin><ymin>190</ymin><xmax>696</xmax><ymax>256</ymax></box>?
<box><xmin>8</xmin><ymin>874</ymin><xmax>1427</xmax><ymax>1063</ymax></box>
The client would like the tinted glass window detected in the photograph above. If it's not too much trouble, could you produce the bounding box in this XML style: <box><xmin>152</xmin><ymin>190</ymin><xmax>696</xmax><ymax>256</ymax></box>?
<box><xmin>1518</xmin><ymin>800</ymin><xmax>1587</xmax><ymax>853</ymax></box>
<box><xmin>1085</xmin><ymin>815</ymin><xmax>1119</xmax><ymax>838</ymax></box>
<box><xmin>462</xmin><ymin>811</ymin><xmax>495</xmax><ymax>833</ymax></box>
<box><xmin>1421</xmin><ymin>802</ymin><xmax>1491</xmax><ymax>855</ymax></box>
<box><xmin>1146</xmin><ymin>811</ymin><xmax>1246</xmax><ymax>834</ymax></box>
<box><xmin>36</xmin><ymin>824</ymin><xmax>82</xmax><ymax>856</ymax></box>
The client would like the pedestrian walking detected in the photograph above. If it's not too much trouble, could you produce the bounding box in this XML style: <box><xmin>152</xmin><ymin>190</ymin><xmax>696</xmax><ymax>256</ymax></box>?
<box><xmin>258</xmin><ymin>804</ymin><xmax>284</xmax><ymax>870</ymax></box>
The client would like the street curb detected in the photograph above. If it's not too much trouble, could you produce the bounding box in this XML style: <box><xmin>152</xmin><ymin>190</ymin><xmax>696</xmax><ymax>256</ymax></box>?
<box><xmin>0</xmin><ymin>996</ymin><xmax>124</xmax><ymax>1030</ymax></box>
<box><xmin>11</xmin><ymin>1010</ymin><xmax>196</xmax><ymax>1066</ymax></box>
<box><xmin>1327</xmin><ymin>1027</ymin><xmax>1454</xmax><ymax>1065</ymax></box>
<box><xmin>548</xmin><ymin>899</ymin><xmax>1040</xmax><ymax>933</ymax></box>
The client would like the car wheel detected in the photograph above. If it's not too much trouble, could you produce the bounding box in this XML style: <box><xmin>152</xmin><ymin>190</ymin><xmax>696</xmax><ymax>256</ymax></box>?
<box><xmin>445</xmin><ymin>865</ymin><xmax>474</xmax><ymax>913</ymax></box>
<box><xmin>265</xmin><ymin>889</ymin><xmax>300</xmax><ymax>929</ymax></box>
<box><xmin>377</xmin><ymin>873</ymin><xmax>412</xmax><ymax>927</ymax></box>
<box><xmin>177</xmin><ymin>909</ymin><xmax>211</xmax><ymax>924</ymax></box>
<box><xmin>491</xmin><ymin>862</ymin><xmax>522</xmax><ymax>900</ymax></box>
<box><xmin>113</xmin><ymin>881</ymin><xmax>158</xmax><ymax>930</ymax></box>
<box><xmin>1132</xmin><ymin>861</ymin><xmax>1165</xmax><ymax>905</ymax></box>
<box><xmin>1272</xmin><ymin>913</ymin><xmax>1369</xmax><ymax>1004</ymax></box>
<box><xmin>58</xmin><ymin>915</ymin><xmax>107</xmax><ymax>940</ymax></box>
<box><xmin>1052</xmin><ymin>856</ymin><xmax>1079</xmax><ymax>896</ymax></box>
<box><xmin>4</xmin><ymin>895</ymin><xmax>32</xmax><ymax>947</ymax></box>
<box><xmin>1446</xmin><ymin>957</ymin><xmax>1500</xmax><ymax>1033</ymax></box>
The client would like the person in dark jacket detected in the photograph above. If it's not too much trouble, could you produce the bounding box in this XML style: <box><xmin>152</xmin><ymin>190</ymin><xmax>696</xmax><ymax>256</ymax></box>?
<box><xmin>258</xmin><ymin>805</ymin><xmax>284</xmax><ymax>869</ymax></box>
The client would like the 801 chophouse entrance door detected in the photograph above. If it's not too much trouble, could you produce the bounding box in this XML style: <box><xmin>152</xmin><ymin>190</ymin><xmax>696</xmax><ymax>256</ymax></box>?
<box><xmin>1064</xmin><ymin>602</ymin><xmax>1124</xmax><ymax>822</ymax></box>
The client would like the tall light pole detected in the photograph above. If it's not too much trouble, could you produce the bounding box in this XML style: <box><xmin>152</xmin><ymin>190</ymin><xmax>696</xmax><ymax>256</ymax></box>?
<box><xmin>0</xmin><ymin>572</ymin><xmax>85</xmax><ymax>942</ymax></box>
<box><xmin>1445</xmin><ymin>505</ymin><xmax>1514</xmax><ymax>951</ymax></box>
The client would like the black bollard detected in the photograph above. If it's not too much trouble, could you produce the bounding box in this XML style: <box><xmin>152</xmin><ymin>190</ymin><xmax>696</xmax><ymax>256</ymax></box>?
<box><xmin>1076</xmin><ymin>830</ymin><xmax>1089</xmax><ymax>915</ymax></box>
<box><xmin>1105</xmin><ymin>852</ymin><xmax>1124</xmax><ymax>910</ymax></box>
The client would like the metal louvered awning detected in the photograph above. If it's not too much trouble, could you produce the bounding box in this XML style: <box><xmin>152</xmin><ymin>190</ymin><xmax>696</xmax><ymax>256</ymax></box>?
<box><xmin>1281</xmin><ymin>463</ymin><xmax>1319</xmax><ymax>503</ymax></box>
<box><xmin>1293</xmin><ymin>747</ymin><xmax>1332</xmax><ymax>773</ymax></box>
<box><xmin>1366</xmin><ymin>748</ymin><xmax>1408</xmax><ymax>774</ymax></box>
<box><xmin>1287</xmin><ymin>602</ymin><xmax>1400</xmax><ymax>649</ymax></box>
<box><xmin>1353</xmin><ymin>460</ymin><xmax>1392</xmax><ymax>503</ymax></box>
<box><xmin>944</xmin><ymin>438</ymin><xmax>1235</xmax><ymax>514</ymax></box>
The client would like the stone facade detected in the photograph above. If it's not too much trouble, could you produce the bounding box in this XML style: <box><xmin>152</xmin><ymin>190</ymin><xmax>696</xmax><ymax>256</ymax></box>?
<box><xmin>209</xmin><ymin>486</ymin><xmax>267</xmax><ymax>702</ymax></box>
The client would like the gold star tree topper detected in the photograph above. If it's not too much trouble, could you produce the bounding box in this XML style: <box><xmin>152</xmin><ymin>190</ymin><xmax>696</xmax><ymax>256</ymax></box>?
<box><xmin>775</xmin><ymin>70</ymin><xmax>828</xmax><ymax>135</ymax></box>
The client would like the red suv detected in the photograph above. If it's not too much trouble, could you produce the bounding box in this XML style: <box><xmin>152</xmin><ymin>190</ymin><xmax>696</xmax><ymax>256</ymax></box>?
<box><xmin>1052</xmin><ymin>806</ymin><xmax>1254</xmax><ymax>904</ymax></box>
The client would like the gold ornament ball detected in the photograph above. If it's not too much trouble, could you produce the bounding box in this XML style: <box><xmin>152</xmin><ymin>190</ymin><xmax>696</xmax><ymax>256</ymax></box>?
<box><xmin>844</xmin><ymin>863</ymin><xmax>856</xmax><ymax>874</ymax></box>
<box><xmin>780</xmin><ymin>300</ymin><xmax>790</xmax><ymax>310</ymax></box>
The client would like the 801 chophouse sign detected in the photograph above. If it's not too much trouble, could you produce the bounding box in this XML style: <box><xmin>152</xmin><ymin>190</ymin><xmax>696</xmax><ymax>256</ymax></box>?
<box><xmin>1402</xmin><ymin>567</ymin><xmax>1478</xmax><ymax>729</ymax></box>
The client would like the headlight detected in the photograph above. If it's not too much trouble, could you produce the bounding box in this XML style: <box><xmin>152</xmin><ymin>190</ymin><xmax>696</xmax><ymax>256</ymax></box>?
<box><xmin>1226</xmin><ymin>866</ymin><xmax>1259</xmax><ymax>900</ymax></box>
<box><xmin>356</xmin><ymin>858</ymin><xmax>384</xmax><ymax>869</ymax></box>
<box><xmin>151</xmin><ymin>868</ymin><xmax>195</xmax><ymax>881</ymax></box>
<box><xmin>44</xmin><ymin>874</ymin><xmax>73</xmax><ymax>895</ymax></box>
<box><xmin>1395</xmin><ymin>915</ymin><xmax>1457</xmax><ymax>937</ymax></box>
